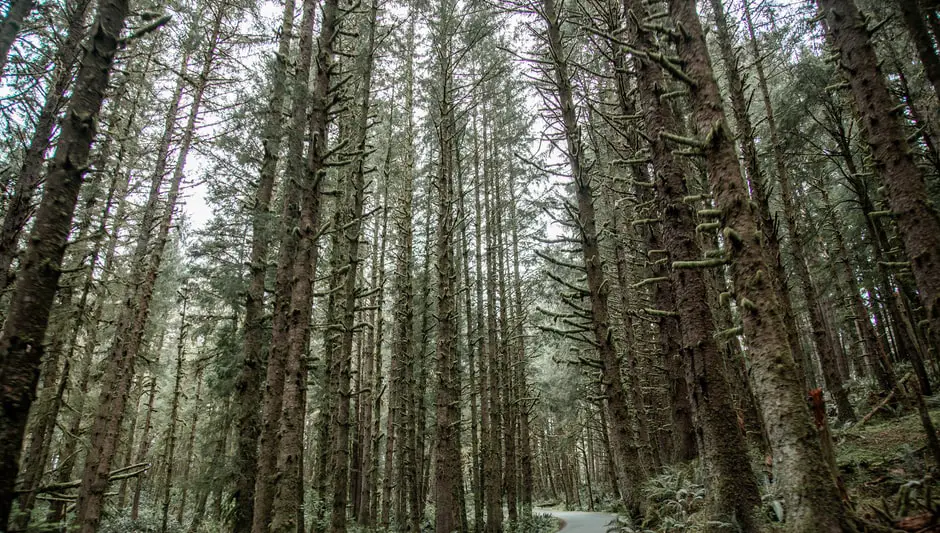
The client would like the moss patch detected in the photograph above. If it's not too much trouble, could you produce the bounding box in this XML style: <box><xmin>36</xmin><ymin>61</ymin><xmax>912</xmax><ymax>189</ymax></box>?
<box><xmin>836</xmin><ymin>407</ymin><xmax>938</xmax><ymax>508</ymax></box>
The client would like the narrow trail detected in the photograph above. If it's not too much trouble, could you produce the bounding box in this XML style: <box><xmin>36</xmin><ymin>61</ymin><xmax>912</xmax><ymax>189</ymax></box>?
<box><xmin>536</xmin><ymin>509</ymin><xmax>618</xmax><ymax>532</ymax></box>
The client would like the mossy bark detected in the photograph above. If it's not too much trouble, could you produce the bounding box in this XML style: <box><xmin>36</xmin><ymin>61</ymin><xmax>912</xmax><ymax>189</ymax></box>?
<box><xmin>667</xmin><ymin>0</ymin><xmax>850</xmax><ymax>529</ymax></box>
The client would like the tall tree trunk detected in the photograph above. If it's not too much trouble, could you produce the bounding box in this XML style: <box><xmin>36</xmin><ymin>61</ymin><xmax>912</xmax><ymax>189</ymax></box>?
<box><xmin>0</xmin><ymin>0</ymin><xmax>131</xmax><ymax>523</ymax></box>
<box><xmin>431</xmin><ymin>11</ymin><xmax>463</xmax><ymax>527</ymax></box>
<box><xmin>456</xmin><ymin>121</ymin><xmax>482</xmax><ymax>532</ymax></box>
<box><xmin>132</xmin><ymin>354</ymin><xmax>162</xmax><ymax>521</ymax></box>
<box><xmin>231</xmin><ymin>0</ymin><xmax>295</xmax><ymax>525</ymax></box>
<box><xmin>897</xmin><ymin>0</ymin><xmax>940</xmax><ymax>106</ymax></box>
<box><xmin>666</xmin><ymin>0</ymin><xmax>849</xmax><ymax>529</ymax></box>
<box><xmin>621</xmin><ymin>0</ymin><xmax>762</xmax><ymax>525</ymax></box>
<box><xmin>250</xmin><ymin>0</ymin><xmax>319</xmax><ymax>524</ymax></box>
<box><xmin>711</xmin><ymin>0</ymin><xmax>810</xmax><ymax>385</ymax></box>
<box><xmin>0</xmin><ymin>0</ymin><xmax>90</xmax><ymax>293</ymax></box>
<box><xmin>74</xmin><ymin>10</ymin><xmax>219</xmax><ymax>530</ymax></box>
<box><xmin>382</xmin><ymin>17</ymin><xmax>416</xmax><ymax>529</ymax></box>
<box><xmin>360</xmin><ymin>143</ymin><xmax>389</xmax><ymax>526</ymax></box>
<box><xmin>265</xmin><ymin>0</ymin><xmax>330</xmax><ymax>527</ymax></box>
<box><xmin>540</xmin><ymin>0</ymin><xmax>643</xmax><ymax>511</ymax></box>
<box><xmin>46</xmin><ymin>64</ymin><xmax>139</xmax><ymax>519</ymax></box>
<box><xmin>818</xmin><ymin>0</ymin><xmax>940</xmax><ymax>363</ymax></box>
<box><xmin>177</xmin><ymin>366</ymin><xmax>202</xmax><ymax>524</ymax></box>
<box><xmin>743</xmin><ymin>1</ymin><xmax>856</xmax><ymax>423</ymax></box>
<box><xmin>820</xmin><ymin>186</ymin><xmax>895</xmax><ymax>391</ymax></box>
<box><xmin>602</xmin><ymin>0</ymin><xmax>688</xmax><ymax>466</ymax></box>
<box><xmin>507</xmin><ymin>174</ymin><xmax>533</xmax><ymax>518</ymax></box>
<box><xmin>161</xmin><ymin>294</ymin><xmax>189</xmax><ymax>533</ymax></box>
<box><xmin>493</xmin><ymin>152</ymin><xmax>517</xmax><ymax>525</ymax></box>
<box><xmin>482</xmin><ymin>108</ymin><xmax>504</xmax><ymax>533</ymax></box>
<box><xmin>0</xmin><ymin>0</ymin><xmax>33</xmax><ymax>73</ymax></box>
<box><xmin>327</xmin><ymin>6</ymin><xmax>377</xmax><ymax>531</ymax></box>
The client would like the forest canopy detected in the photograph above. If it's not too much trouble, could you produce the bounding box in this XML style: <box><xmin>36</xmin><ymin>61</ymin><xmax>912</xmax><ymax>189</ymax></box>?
<box><xmin>1</xmin><ymin>0</ymin><xmax>940</xmax><ymax>531</ymax></box>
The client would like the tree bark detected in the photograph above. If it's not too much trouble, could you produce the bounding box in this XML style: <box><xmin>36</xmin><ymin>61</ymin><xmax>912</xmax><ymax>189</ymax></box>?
<box><xmin>818</xmin><ymin>0</ymin><xmax>940</xmax><ymax>366</ymax></box>
<box><xmin>897</xmin><ymin>0</ymin><xmax>940</xmax><ymax>106</ymax></box>
<box><xmin>231</xmin><ymin>0</ymin><xmax>294</xmax><ymax>525</ymax></box>
<box><xmin>539</xmin><ymin>0</ymin><xmax>643</xmax><ymax>511</ymax></box>
<box><xmin>0</xmin><ymin>0</ymin><xmax>33</xmax><ymax>73</ymax></box>
<box><xmin>743</xmin><ymin>0</ymin><xmax>856</xmax><ymax>423</ymax></box>
<box><xmin>324</xmin><ymin>4</ymin><xmax>374</xmax><ymax>532</ymax></box>
<box><xmin>666</xmin><ymin>0</ymin><xmax>849</xmax><ymax>529</ymax></box>
<box><xmin>714</xmin><ymin>0</ymin><xmax>810</xmax><ymax>386</ymax></box>
<box><xmin>0</xmin><ymin>0</ymin><xmax>131</xmax><ymax>523</ymax></box>
<box><xmin>621</xmin><ymin>0</ymin><xmax>762</xmax><ymax>525</ymax></box>
<box><xmin>0</xmin><ymin>0</ymin><xmax>90</xmax><ymax>294</ymax></box>
<box><xmin>382</xmin><ymin>17</ymin><xmax>416</xmax><ymax>529</ymax></box>
<box><xmin>265</xmin><ymin>0</ymin><xmax>330</xmax><ymax>526</ymax></box>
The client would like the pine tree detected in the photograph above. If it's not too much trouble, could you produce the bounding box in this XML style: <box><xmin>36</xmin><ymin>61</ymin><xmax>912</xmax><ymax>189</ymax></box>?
<box><xmin>0</xmin><ymin>0</ymin><xmax>134</xmax><ymax>523</ymax></box>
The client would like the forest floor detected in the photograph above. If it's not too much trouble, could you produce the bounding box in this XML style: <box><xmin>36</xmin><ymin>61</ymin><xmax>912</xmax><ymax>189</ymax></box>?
<box><xmin>574</xmin><ymin>397</ymin><xmax>940</xmax><ymax>532</ymax></box>
<box><xmin>836</xmin><ymin>399</ymin><xmax>940</xmax><ymax>528</ymax></box>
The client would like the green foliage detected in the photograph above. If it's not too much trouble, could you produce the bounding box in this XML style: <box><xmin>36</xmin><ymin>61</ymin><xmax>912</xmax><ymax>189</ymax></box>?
<box><xmin>99</xmin><ymin>507</ymin><xmax>186</xmax><ymax>533</ymax></box>
<box><xmin>837</xmin><ymin>401</ymin><xmax>940</xmax><ymax>506</ymax></box>
<box><xmin>513</xmin><ymin>512</ymin><xmax>561</xmax><ymax>533</ymax></box>
<box><xmin>606</xmin><ymin>462</ymin><xmax>786</xmax><ymax>532</ymax></box>
<box><xmin>638</xmin><ymin>463</ymin><xmax>706</xmax><ymax>531</ymax></box>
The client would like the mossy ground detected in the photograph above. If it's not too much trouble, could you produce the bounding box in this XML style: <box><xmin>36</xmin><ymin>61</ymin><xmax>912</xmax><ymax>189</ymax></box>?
<box><xmin>603</xmin><ymin>397</ymin><xmax>940</xmax><ymax>532</ymax></box>
<box><xmin>835</xmin><ymin>402</ymin><xmax>940</xmax><ymax>522</ymax></box>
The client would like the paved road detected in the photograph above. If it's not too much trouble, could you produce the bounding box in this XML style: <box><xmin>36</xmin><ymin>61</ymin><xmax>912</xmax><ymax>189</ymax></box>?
<box><xmin>535</xmin><ymin>509</ymin><xmax>619</xmax><ymax>533</ymax></box>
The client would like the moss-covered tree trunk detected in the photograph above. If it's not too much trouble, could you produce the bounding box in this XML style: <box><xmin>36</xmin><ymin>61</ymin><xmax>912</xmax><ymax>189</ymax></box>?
<box><xmin>666</xmin><ymin>0</ymin><xmax>849</xmax><ymax>529</ymax></box>
<box><xmin>231</xmin><ymin>0</ymin><xmax>294</xmax><ymax>525</ymax></box>
<box><xmin>325</xmin><ymin>2</ymin><xmax>373</xmax><ymax>530</ymax></box>
<box><xmin>621</xmin><ymin>0</ymin><xmax>761</xmax><ymax>525</ymax></box>
<box><xmin>713</xmin><ymin>0</ymin><xmax>810</xmax><ymax>386</ymax></box>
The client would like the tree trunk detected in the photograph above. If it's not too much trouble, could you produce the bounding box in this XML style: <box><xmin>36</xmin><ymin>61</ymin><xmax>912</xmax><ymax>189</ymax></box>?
<box><xmin>457</xmin><ymin>124</ymin><xmax>482</xmax><ymax>532</ymax></box>
<box><xmin>161</xmin><ymin>294</ymin><xmax>189</xmax><ymax>533</ymax></box>
<box><xmin>742</xmin><ymin>0</ymin><xmax>856</xmax><ymax>423</ymax></box>
<box><xmin>621</xmin><ymin>0</ymin><xmax>762</xmax><ymax>525</ymax></box>
<box><xmin>177</xmin><ymin>366</ymin><xmax>203</xmax><ymax>525</ymax></box>
<box><xmin>820</xmin><ymin>186</ymin><xmax>896</xmax><ymax>392</ymax></box>
<box><xmin>666</xmin><ymin>0</ymin><xmax>849</xmax><ymax>529</ymax></box>
<box><xmin>0</xmin><ymin>0</ymin><xmax>89</xmax><ymax>293</ymax></box>
<box><xmin>324</xmin><ymin>4</ymin><xmax>374</xmax><ymax>532</ymax></box>
<box><xmin>0</xmin><ymin>0</ymin><xmax>33</xmax><ymax>73</ymax></box>
<box><xmin>507</xmin><ymin>174</ymin><xmax>533</xmax><ymax>518</ymax></box>
<box><xmin>493</xmin><ymin>149</ymin><xmax>518</xmax><ymax>526</ymax></box>
<box><xmin>482</xmin><ymin>108</ymin><xmax>504</xmax><ymax>533</ymax></box>
<box><xmin>714</xmin><ymin>0</ymin><xmax>810</xmax><ymax>386</ymax></box>
<box><xmin>265</xmin><ymin>0</ymin><xmax>329</xmax><ymax>526</ymax></box>
<box><xmin>431</xmin><ymin>8</ymin><xmax>463</xmax><ymax>528</ymax></box>
<box><xmin>818</xmin><ymin>0</ymin><xmax>940</xmax><ymax>365</ymax></box>
<box><xmin>0</xmin><ymin>0</ymin><xmax>131</xmax><ymax>523</ymax></box>
<box><xmin>251</xmin><ymin>0</ymin><xmax>329</xmax><ymax>523</ymax></box>
<box><xmin>540</xmin><ymin>0</ymin><xmax>643</xmax><ymax>511</ymax></box>
<box><xmin>382</xmin><ymin>17</ymin><xmax>416</xmax><ymax>529</ymax></box>
<box><xmin>74</xmin><ymin>11</ymin><xmax>218</xmax><ymax>530</ymax></box>
<box><xmin>132</xmin><ymin>355</ymin><xmax>162</xmax><ymax>521</ymax></box>
<box><xmin>231</xmin><ymin>0</ymin><xmax>295</xmax><ymax>525</ymax></box>
<box><xmin>360</xmin><ymin>142</ymin><xmax>389</xmax><ymax>526</ymax></box>
<box><xmin>897</xmin><ymin>0</ymin><xmax>940</xmax><ymax>106</ymax></box>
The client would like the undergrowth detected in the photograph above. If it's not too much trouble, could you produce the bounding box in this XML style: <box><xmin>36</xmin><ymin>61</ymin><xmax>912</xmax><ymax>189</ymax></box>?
<box><xmin>607</xmin><ymin>382</ymin><xmax>940</xmax><ymax>532</ymax></box>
